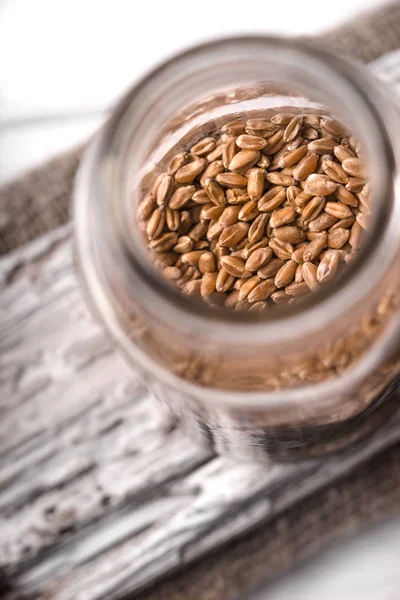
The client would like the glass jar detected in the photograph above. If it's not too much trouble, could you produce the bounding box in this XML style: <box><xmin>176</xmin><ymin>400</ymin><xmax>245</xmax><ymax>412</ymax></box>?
<box><xmin>74</xmin><ymin>36</ymin><xmax>400</xmax><ymax>461</ymax></box>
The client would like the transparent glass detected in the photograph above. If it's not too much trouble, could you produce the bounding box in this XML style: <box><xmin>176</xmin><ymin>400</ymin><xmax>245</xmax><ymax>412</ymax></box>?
<box><xmin>74</xmin><ymin>37</ymin><xmax>400</xmax><ymax>461</ymax></box>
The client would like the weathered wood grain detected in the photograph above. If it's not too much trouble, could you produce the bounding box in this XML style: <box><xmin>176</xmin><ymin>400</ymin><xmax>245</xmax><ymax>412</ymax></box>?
<box><xmin>2</xmin><ymin>225</ymin><xmax>400</xmax><ymax>600</ymax></box>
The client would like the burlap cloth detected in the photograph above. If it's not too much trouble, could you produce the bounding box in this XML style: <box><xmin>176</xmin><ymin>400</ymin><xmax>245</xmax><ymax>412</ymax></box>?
<box><xmin>2</xmin><ymin>3</ymin><xmax>400</xmax><ymax>598</ymax></box>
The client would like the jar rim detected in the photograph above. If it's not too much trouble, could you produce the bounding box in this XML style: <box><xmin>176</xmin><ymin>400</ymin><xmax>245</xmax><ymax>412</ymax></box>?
<box><xmin>74</xmin><ymin>35</ymin><xmax>398</xmax><ymax>404</ymax></box>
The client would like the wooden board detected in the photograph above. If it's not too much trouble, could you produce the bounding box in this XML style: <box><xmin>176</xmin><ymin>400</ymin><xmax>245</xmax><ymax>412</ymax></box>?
<box><xmin>2</xmin><ymin>225</ymin><xmax>400</xmax><ymax>599</ymax></box>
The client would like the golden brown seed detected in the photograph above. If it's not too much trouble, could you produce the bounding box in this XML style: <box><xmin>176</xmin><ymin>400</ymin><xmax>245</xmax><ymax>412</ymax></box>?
<box><xmin>192</xmin><ymin>189</ymin><xmax>210</xmax><ymax>204</ymax></box>
<box><xmin>271</xmin><ymin>290</ymin><xmax>291</xmax><ymax>304</ymax></box>
<box><xmin>194</xmin><ymin>240</ymin><xmax>209</xmax><ymax>250</ymax></box>
<box><xmin>224</xmin><ymin>289</ymin><xmax>240</xmax><ymax>309</ymax></box>
<box><xmin>238</xmin><ymin>276</ymin><xmax>261</xmax><ymax>301</ymax></box>
<box><xmin>225</xmin><ymin>188</ymin><xmax>250</xmax><ymax>204</ymax></box>
<box><xmin>301</xmin><ymin>196</ymin><xmax>326</xmax><ymax>223</ymax></box>
<box><xmin>207</xmin><ymin>220</ymin><xmax>224</xmax><ymax>241</ymax></box>
<box><xmin>284</xmin><ymin>115</ymin><xmax>303</xmax><ymax>142</ymax></box>
<box><xmin>304</xmin><ymin>174</ymin><xmax>338</xmax><ymax>196</ymax></box>
<box><xmin>274</xmin><ymin>226</ymin><xmax>304</xmax><ymax>244</ymax></box>
<box><xmin>258</xmin><ymin>188</ymin><xmax>287</xmax><ymax>212</ymax></box>
<box><xmin>173</xmin><ymin>235</ymin><xmax>193</xmax><ymax>253</ymax></box>
<box><xmin>149</xmin><ymin>232</ymin><xmax>178</xmax><ymax>252</ymax></box>
<box><xmin>257</xmin><ymin>258</ymin><xmax>285</xmax><ymax>279</ymax></box>
<box><xmin>334</xmin><ymin>145</ymin><xmax>355</xmax><ymax>163</ymax></box>
<box><xmin>168</xmin><ymin>152</ymin><xmax>190</xmax><ymax>175</ymax></box>
<box><xmin>303</xmin><ymin>233</ymin><xmax>327</xmax><ymax>262</ymax></box>
<box><xmin>246</xmin><ymin>214</ymin><xmax>268</xmax><ymax>243</ymax></box>
<box><xmin>191</xmin><ymin>137</ymin><xmax>216</xmax><ymax>157</ymax></box>
<box><xmin>270</xmin><ymin>206</ymin><xmax>296</xmax><ymax>228</ymax></box>
<box><xmin>222</xmin><ymin>137</ymin><xmax>237</xmax><ymax>169</ymax></box>
<box><xmin>263</xmin><ymin>130</ymin><xmax>285</xmax><ymax>155</ymax></box>
<box><xmin>248</xmin><ymin>301</ymin><xmax>268</xmax><ymax>313</ymax></box>
<box><xmin>175</xmin><ymin>159</ymin><xmax>207</xmax><ymax>183</ymax></box>
<box><xmin>221</xmin><ymin>120</ymin><xmax>246</xmax><ymax>136</ymax></box>
<box><xmin>248</xmin><ymin>279</ymin><xmax>277</xmax><ymax>303</ymax></box>
<box><xmin>247</xmin><ymin>168</ymin><xmax>265</xmax><ymax>200</ymax></box>
<box><xmin>325</xmin><ymin>201</ymin><xmax>353</xmax><ymax>219</ymax></box>
<box><xmin>356</xmin><ymin>212</ymin><xmax>373</xmax><ymax>231</ymax></box>
<box><xmin>300</xmin><ymin>126</ymin><xmax>319</xmax><ymax>140</ymax></box>
<box><xmin>201</xmin><ymin>272</ymin><xmax>218</xmax><ymax>297</ymax></box>
<box><xmin>349</xmin><ymin>221</ymin><xmax>363</xmax><ymax>250</ymax></box>
<box><xmin>146</xmin><ymin>208</ymin><xmax>165</xmax><ymax>240</ymax></box>
<box><xmin>286</xmin><ymin>136</ymin><xmax>305</xmax><ymax>152</ymax></box>
<box><xmin>151</xmin><ymin>251</ymin><xmax>177</xmax><ymax>269</ymax></box>
<box><xmin>335</xmin><ymin>185</ymin><xmax>358</xmax><ymax>207</ymax></box>
<box><xmin>181</xmin><ymin>279</ymin><xmax>202</xmax><ymax>296</ymax></box>
<box><xmin>271</xmin><ymin>112</ymin><xmax>296</xmax><ymax>125</ymax></box>
<box><xmin>164</xmin><ymin>266</ymin><xmax>181</xmax><ymax>280</ymax></box>
<box><xmin>216</xmin><ymin>268</ymin><xmax>235</xmax><ymax>292</ymax></box>
<box><xmin>236</xmin><ymin>134</ymin><xmax>268</xmax><ymax>150</ymax></box>
<box><xmin>219</xmin><ymin>205</ymin><xmax>241</xmax><ymax>227</ymax></box>
<box><xmin>188</xmin><ymin>222</ymin><xmax>208</xmax><ymax>241</ymax></box>
<box><xmin>308</xmin><ymin>213</ymin><xmax>338</xmax><ymax>232</ymax></box>
<box><xmin>329</xmin><ymin>216</ymin><xmax>355</xmax><ymax>231</ymax></box>
<box><xmin>295</xmin><ymin>263</ymin><xmax>304</xmax><ymax>283</ymax></box>
<box><xmin>242</xmin><ymin>238</ymin><xmax>269</xmax><ymax>259</ymax></box>
<box><xmin>199</xmin><ymin>252</ymin><xmax>216</xmax><ymax>273</ymax></box>
<box><xmin>200</xmin><ymin>204</ymin><xmax>224</xmax><ymax>222</ymax></box>
<box><xmin>165</xmin><ymin>208</ymin><xmax>180</xmax><ymax>231</ymax></box>
<box><xmin>205</xmin><ymin>179</ymin><xmax>226</xmax><ymax>207</ymax></box>
<box><xmin>346</xmin><ymin>177</ymin><xmax>367</xmax><ymax>193</ymax></box>
<box><xmin>247</xmin><ymin>118</ymin><xmax>275</xmax><ymax>130</ymax></box>
<box><xmin>181</xmin><ymin>250</ymin><xmax>205</xmax><ymax>265</ymax></box>
<box><xmin>266</xmin><ymin>172</ymin><xmax>294</xmax><ymax>187</ymax></box>
<box><xmin>328</xmin><ymin>228</ymin><xmax>350</xmax><ymax>249</ymax></box>
<box><xmin>257</xmin><ymin>154</ymin><xmax>271</xmax><ymax>169</ymax></box>
<box><xmin>320</xmin><ymin>118</ymin><xmax>349</xmax><ymax>138</ymax></box>
<box><xmin>342</xmin><ymin>158</ymin><xmax>366</xmax><ymax>178</ymax></box>
<box><xmin>239</xmin><ymin>200</ymin><xmax>259</xmax><ymax>222</ymax></box>
<box><xmin>216</xmin><ymin>172</ymin><xmax>248</xmax><ymax>188</ymax></box>
<box><xmin>292</xmin><ymin>245</ymin><xmax>307</xmax><ymax>263</ymax></box>
<box><xmin>156</xmin><ymin>174</ymin><xmax>174</xmax><ymax>206</ymax></box>
<box><xmin>269</xmin><ymin>238</ymin><xmax>294</xmax><ymax>260</ymax></box>
<box><xmin>275</xmin><ymin>259</ymin><xmax>297</xmax><ymax>288</ymax></box>
<box><xmin>277</xmin><ymin>145</ymin><xmax>308</xmax><ymax>168</ymax></box>
<box><xmin>317</xmin><ymin>250</ymin><xmax>340</xmax><ymax>283</ymax></box>
<box><xmin>307</xmin><ymin>137</ymin><xmax>336</xmax><ymax>154</ymax></box>
<box><xmin>219</xmin><ymin>222</ymin><xmax>250</xmax><ymax>247</ymax></box>
<box><xmin>285</xmin><ymin>281</ymin><xmax>310</xmax><ymax>297</ymax></box>
<box><xmin>307</xmin><ymin>232</ymin><xmax>324</xmax><ymax>242</ymax></box>
<box><xmin>207</xmin><ymin>145</ymin><xmax>224</xmax><ymax>162</ymax></box>
<box><xmin>229</xmin><ymin>150</ymin><xmax>260</xmax><ymax>172</ymax></box>
<box><xmin>245</xmin><ymin>247</ymin><xmax>273</xmax><ymax>271</ymax></box>
<box><xmin>302</xmin><ymin>262</ymin><xmax>319</xmax><ymax>291</ymax></box>
<box><xmin>294</xmin><ymin>191</ymin><xmax>313</xmax><ymax>211</ymax></box>
<box><xmin>322</xmin><ymin>160</ymin><xmax>349</xmax><ymax>184</ymax></box>
<box><xmin>200</xmin><ymin>160</ymin><xmax>224</xmax><ymax>187</ymax></box>
<box><xmin>286</xmin><ymin>185</ymin><xmax>302</xmax><ymax>203</ymax></box>
<box><xmin>169</xmin><ymin>185</ymin><xmax>196</xmax><ymax>209</ymax></box>
<box><xmin>220</xmin><ymin>256</ymin><xmax>248</xmax><ymax>278</ymax></box>
<box><xmin>137</xmin><ymin>194</ymin><xmax>157</xmax><ymax>221</ymax></box>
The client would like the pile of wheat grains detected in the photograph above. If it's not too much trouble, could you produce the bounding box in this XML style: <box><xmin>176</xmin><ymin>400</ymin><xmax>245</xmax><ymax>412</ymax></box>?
<box><xmin>137</xmin><ymin>113</ymin><xmax>369</xmax><ymax>312</ymax></box>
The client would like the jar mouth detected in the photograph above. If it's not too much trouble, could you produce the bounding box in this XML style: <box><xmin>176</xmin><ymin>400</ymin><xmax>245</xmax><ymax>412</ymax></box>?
<box><xmin>106</xmin><ymin>35</ymin><xmax>395</xmax><ymax>348</ymax></box>
<box><xmin>75</xmin><ymin>35</ymin><xmax>399</xmax><ymax>407</ymax></box>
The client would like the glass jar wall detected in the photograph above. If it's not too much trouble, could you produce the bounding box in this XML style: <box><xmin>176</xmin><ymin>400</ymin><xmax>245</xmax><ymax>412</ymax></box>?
<box><xmin>74</xmin><ymin>37</ymin><xmax>400</xmax><ymax>460</ymax></box>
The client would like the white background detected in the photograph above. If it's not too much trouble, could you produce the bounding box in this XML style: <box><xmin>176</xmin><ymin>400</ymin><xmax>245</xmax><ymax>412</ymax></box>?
<box><xmin>1</xmin><ymin>1</ymin><xmax>400</xmax><ymax>599</ymax></box>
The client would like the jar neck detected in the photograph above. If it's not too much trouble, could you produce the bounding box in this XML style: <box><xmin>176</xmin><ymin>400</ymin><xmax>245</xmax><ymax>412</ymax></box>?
<box><xmin>76</xmin><ymin>36</ymin><xmax>399</xmax><ymax>353</ymax></box>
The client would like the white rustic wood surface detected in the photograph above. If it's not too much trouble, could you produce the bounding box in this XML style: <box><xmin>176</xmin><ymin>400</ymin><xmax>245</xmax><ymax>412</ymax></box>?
<box><xmin>2</xmin><ymin>2</ymin><xmax>400</xmax><ymax>598</ymax></box>
<box><xmin>1</xmin><ymin>223</ymin><xmax>400</xmax><ymax>599</ymax></box>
